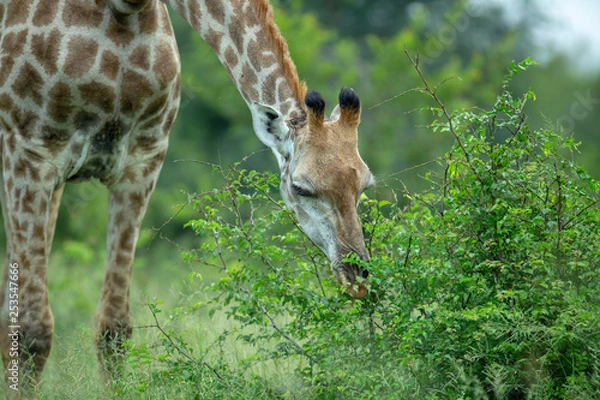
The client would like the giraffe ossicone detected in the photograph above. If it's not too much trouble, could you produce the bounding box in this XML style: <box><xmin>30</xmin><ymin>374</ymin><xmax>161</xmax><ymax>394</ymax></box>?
<box><xmin>0</xmin><ymin>0</ymin><xmax>374</xmax><ymax>391</ymax></box>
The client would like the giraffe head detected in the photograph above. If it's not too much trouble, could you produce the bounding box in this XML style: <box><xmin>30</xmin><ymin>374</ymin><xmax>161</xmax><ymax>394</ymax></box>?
<box><xmin>251</xmin><ymin>88</ymin><xmax>374</xmax><ymax>299</ymax></box>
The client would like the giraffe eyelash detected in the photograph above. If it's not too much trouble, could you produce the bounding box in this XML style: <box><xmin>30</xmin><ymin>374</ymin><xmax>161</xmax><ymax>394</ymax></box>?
<box><xmin>292</xmin><ymin>183</ymin><xmax>315</xmax><ymax>198</ymax></box>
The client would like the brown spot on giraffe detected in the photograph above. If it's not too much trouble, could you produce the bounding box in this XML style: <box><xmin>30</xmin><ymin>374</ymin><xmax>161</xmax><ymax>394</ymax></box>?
<box><xmin>100</xmin><ymin>50</ymin><xmax>120</xmax><ymax>81</ymax></box>
<box><xmin>62</xmin><ymin>1</ymin><xmax>104</xmax><ymax>27</ymax></box>
<box><xmin>107</xmin><ymin>292</ymin><xmax>126</xmax><ymax>311</ymax></box>
<box><xmin>0</xmin><ymin>56</ymin><xmax>14</xmax><ymax>86</ymax></box>
<box><xmin>4</xmin><ymin>0</ymin><xmax>32</xmax><ymax>27</ymax></box>
<box><xmin>172</xmin><ymin>75</ymin><xmax>181</xmax><ymax>99</ymax></box>
<box><xmin>247</xmin><ymin>37</ymin><xmax>277</xmax><ymax>70</ymax></box>
<box><xmin>224</xmin><ymin>46</ymin><xmax>239</xmax><ymax>69</ymax></box>
<box><xmin>278</xmin><ymin>80</ymin><xmax>291</xmax><ymax>108</ymax></box>
<box><xmin>31</xmin><ymin>29</ymin><xmax>63</xmax><ymax>75</ymax></box>
<box><xmin>138</xmin><ymin>93</ymin><xmax>171</xmax><ymax>131</ymax></box>
<box><xmin>121</xmin><ymin>70</ymin><xmax>153</xmax><ymax>114</ymax></box>
<box><xmin>33</xmin><ymin>222</ymin><xmax>46</xmax><ymax>240</ymax></box>
<box><xmin>108</xmin><ymin>271</ymin><xmax>127</xmax><ymax>290</ymax></box>
<box><xmin>38</xmin><ymin>197</ymin><xmax>48</xmax><ymax>212</ymax></box>
<box><xmin>79</xmin><ymin>81</ymin><xmax>116</xmax><ymax>114</ymax></box>
<box><xmin>12</xmin><ymin>156</ymin><xmax>40</xmax><ymax>182</ymax></box>
<box><xmin>143</xmin><ymin>179</ymin><xmax>156</xmax><ymax>198</ymax></box>
<box><xmin>162</xmin><ymin>107</ymin><xmax>178</xmax><ymax>133</ymax></box>
<box><xmin>0</xmin><ymin>93</ymin><xmax>13</xmax><ymax>113</ymax></box>
<box><xmin>32</xmin><ymin>0</ymin><xmax>59</xmax><ymax>27</ymax></box>
<box><xmin>74</xmin><ymin>110</ymin><xmax>99</xmax><ymax>130</ymax></box>
<box><xmin>21</xmin><ymin>188</ymin><xmax>36</xmax><ymax>214</ymax></box>
<box><xmin>138</xmin><ymin>116</ymin><xmax>162</xmax><ymax>131</ymax></box>
<box><xmin>186</xmin><ymin>0</ymin><xmax>202</xmax><ymax>29</ymax></box>
<box><xmin>64</xmin><ymin>37</ymin><xmax>100</xmax><ymax>77</ymax></box>
<box><xmin>228</xmin><ymin>21</ymin><xmax>245</xmax><ymax>55</ymax></box>
<box><xmin>141</xmin><ymin>93</ymin><xmax>168</xmax><ymax>119</ymax></box>
<box><xmin>141</xmin><ymin>155</ymin><xmax>164</xmax><ymax>177</ymax></box>
<box><xmin>205</xmin><ymin>28</ymin><xmax>224</xmax><ymax>53</ymax></box>
<box><xmin>205</xmin><ymin>0</ymin><xmax>225</xmax><ymax>25</ymax></box>
<box><xmin>24</xmin><ymin>282</ymin><xmax>42</xmax><ymax>301</ymax></box>
<box><xmin>106</xmin><ymin>15</ymin><xmax>135</xmax><ymax>46</ymax></box>
<box><xmin>12</xmin><ymin>62</ymin><xmax>44</xmax><ymax>106</ymax></box>
<box><xmin>152</xmin><ymin>42</ymin><xmax>179</xmax><ymax>90</ymax></box>
<box><xmin>159</xmin><ymin>6</ymin><xmax>175</xmax><ymax>35</ymax></box>
<box><xmin>48</xmin><ymin>82</ymin><xmax>73</xmax><ymax>123</ymax></box>
<box><xmin>113</xmin><ymin>210</ymin><xmax>126</xmax><ymax>227</ymax></box>
<box><xmin>230</xmin><ymin>0</ymin><xmax>247</xmax><ymax>10</ymax></box>
<box><xmin>41</xmin><ymin>126</ymin><xmax>70</xmax><ymax>145</ymax></box>
<box><xmin>31</xmin><ymin>245</ymin><xmax>46</xmax><ymax>259</ymax></box>
<box><xmin>10</xmin><ymin>107</ymin><xmax>39</xmax><ymax>139</ymax></box>
<box><xmin>5</xmin><ymin>131</ymin><xmax>16</xmax><ymax>153</ymax></box>
<box><xmin>240</xmin><ymin>63</ymin><xmax>259</xmax><ymax>101</ymax></box>
<box><xmin>262</xmin><ymin>71</ymin><xmax>279</xmax><ymax>104</ymax></box>
<box><xmin>128</xmin><ymin>192</ymin><xmax>144</xmax><ymax>212</ymax></box>
<box><xmin>41</xmin><ymin>126</ymin><xmax>70</xmax><ymax>156</ymax></box>
<box><xmin>130</xmin><ymin>45</ymin><xmax>151</xmax><ymax>70</ymax></box>
<box><xmin>115</xmin><ymin>230</ymin><xmax>136</xmax><ymax>265</ymax></box>
<box><xmin>1</xmin><ymin>29</ymin><xmax>28</xmax><ymax>56</ymax></box>
<box><xmin>138</xmin><ymin>4</ymin><xmax>158</xmax><ymax>34</ymax></box>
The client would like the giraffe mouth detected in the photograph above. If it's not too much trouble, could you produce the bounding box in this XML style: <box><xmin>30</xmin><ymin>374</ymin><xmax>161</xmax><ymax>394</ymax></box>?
<box><xmin>333</xmin><ymin>258</ymin><xmax>370</xmax><ymax>299</ymax></box>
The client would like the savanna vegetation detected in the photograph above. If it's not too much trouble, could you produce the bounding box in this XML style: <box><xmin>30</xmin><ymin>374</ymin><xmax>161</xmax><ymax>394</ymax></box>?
<box><xmin>1</xmin><ymin>0</ymin><xmax>600</xmax><ymax>398</ymax></box>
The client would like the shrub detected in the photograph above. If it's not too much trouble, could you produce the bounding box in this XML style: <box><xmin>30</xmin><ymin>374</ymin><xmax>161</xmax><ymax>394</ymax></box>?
<box><xmin>124</xmin><ymin>59</ymin><xmax>600</xmax><ymax>399</ymax></box>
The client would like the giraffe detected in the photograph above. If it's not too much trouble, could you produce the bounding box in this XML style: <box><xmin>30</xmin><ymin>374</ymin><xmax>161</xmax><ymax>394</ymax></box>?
<box><xmin>0</xmin><ymin>0</ymin><xmax>374</xmax><ymax>392</ymax></box>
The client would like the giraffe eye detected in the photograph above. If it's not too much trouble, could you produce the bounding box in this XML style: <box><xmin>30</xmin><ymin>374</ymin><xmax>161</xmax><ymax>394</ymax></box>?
<box><xmin>292</xmin><ymin>184</ymin><xmax>315</xmax><ymax>198</ymax></box>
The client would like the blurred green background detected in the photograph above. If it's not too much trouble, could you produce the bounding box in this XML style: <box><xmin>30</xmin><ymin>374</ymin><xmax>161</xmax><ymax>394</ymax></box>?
<box><xmin>2</xmin><ymin>0</ymin><xmax>600</xmax><ymax>344</ymax></box>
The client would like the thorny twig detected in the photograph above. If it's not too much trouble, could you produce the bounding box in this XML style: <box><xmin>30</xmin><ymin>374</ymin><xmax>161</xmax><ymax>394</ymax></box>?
<box><xmin>144</xmin><ymin>303</ymin><xmax>224</xmax><ymax>380</ymax></box>
<box><xmin>404</xmin><ymin>47</ymin><xmax>476</xmax><ymax>174</ymax></box>
<box><xmin>237</xmin><ymin>286</ymin><xmax>318</xmax><ymax>365</ymax></box>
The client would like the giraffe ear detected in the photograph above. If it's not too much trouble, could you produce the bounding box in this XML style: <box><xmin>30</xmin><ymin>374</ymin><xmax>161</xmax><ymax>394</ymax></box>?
<box><xmin>250</xmin><ymin>102</ymin><xmax>293</xmax><ymax>164</ymax></box>
<box><xmin>337</xmin><ymin>87</ymin><xmax>361</xmax><ymax>127</ymax></box>
<box><xmin>305</xmin><ymin>90</ymin><xmax>326</xmax><ymax>130</ymax></box>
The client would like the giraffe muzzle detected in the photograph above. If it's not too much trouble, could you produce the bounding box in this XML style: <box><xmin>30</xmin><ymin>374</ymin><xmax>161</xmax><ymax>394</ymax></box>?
<box><xmin>334</xmin><ymin>258</ymin><xmax>370</xmax><ymax>299</ymax></box>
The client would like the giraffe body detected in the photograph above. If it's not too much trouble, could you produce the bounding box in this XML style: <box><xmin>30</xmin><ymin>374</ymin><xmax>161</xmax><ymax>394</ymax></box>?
<box><xmin>0</xmin><ymin>0</ymin><xmax>180</xmax><ymax>390</ymax></box>
<box><xmin>0</xmin><ymin>0</ymin><xmax>180</xmax><ymax>186</ymax></box>
<box><xmin>0</xmin><ymin>0</ymin><xmax>374</xmax><ymax>393</ymax></box>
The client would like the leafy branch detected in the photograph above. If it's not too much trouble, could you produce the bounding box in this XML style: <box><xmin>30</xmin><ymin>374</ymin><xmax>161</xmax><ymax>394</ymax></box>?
<box><xmin>143</xmin><ymin>303</ymin><xmax>223</xmax><ymax>380</ymax></box>
<box><xmin>404</xmin><ymin>47</ymin><xmax>475</xmax><ymax>173</ymax></box>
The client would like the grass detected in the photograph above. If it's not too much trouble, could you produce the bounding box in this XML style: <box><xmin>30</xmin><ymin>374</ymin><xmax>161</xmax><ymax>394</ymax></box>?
<box><xmin>0</xmin><ymin>241</ymin><xmax>315</xmax><ymax>399</ymax></box>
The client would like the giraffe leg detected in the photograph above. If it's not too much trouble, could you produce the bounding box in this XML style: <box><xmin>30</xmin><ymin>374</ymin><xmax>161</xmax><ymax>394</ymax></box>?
<box><xmin>45</xmin><ymin>184</ymin><xmax>65</xmax><ymax>257</ymax></box>
<box><xmin>94</xmin><ymin>156</ymin><xmax>164</xmax><ymax>382</ymax></box>
<box><xmin>0</xmin><ymin>150</ymin><xmax>60</xmax><ymax>394</ymax></box>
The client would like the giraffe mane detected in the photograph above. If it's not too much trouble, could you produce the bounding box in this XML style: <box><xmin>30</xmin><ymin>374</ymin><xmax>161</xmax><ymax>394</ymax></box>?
<box><xmin>250</xmin><ymin>0</ymin><xmax>308</xmax><ymax>110</ymax></box>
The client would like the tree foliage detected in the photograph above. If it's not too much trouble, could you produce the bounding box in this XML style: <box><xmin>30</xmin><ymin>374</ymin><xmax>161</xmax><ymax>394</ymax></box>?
<box><xmin>117</xmin><ymin>60</ymin><xmax>600</xmax><ymax>399</ymax></box>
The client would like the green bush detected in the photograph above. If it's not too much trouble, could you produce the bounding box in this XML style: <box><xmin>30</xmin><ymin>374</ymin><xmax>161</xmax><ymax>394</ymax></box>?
<box><xmin>121</xmin><ymin>59</ymin><xmax>600</xmax><ymax>399</ymax></box>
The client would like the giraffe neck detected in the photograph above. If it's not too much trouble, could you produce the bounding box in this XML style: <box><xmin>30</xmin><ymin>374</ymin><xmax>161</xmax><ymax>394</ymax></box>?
<box><xmin>161</xmin><ymin>0</ymin><xmax>306</xmax><ymax>121</ymax></box>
